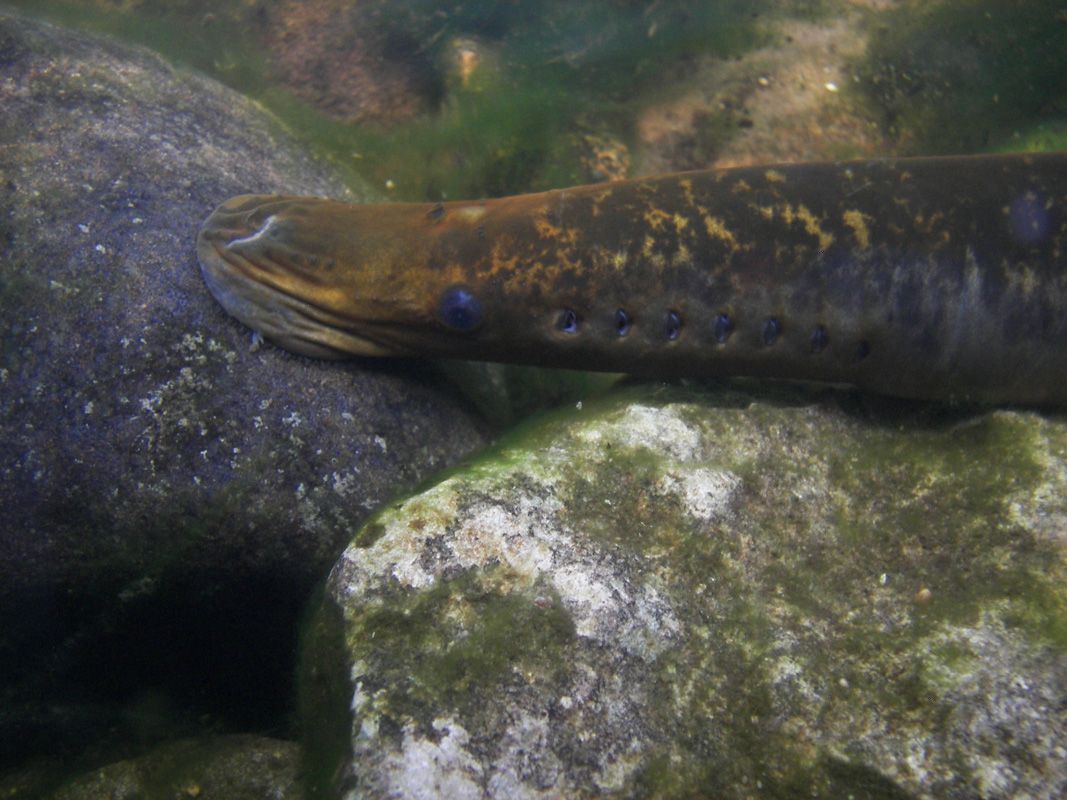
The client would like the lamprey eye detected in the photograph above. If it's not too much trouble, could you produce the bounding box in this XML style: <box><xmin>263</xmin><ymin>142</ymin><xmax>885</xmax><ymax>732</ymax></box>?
<box><xmin>665</xmin><ymin>310</ymin><xmax>682</xmax><ymax>341</ymax></box>
<box><xmin>762</xmin><ymin>317</ymin><xmax>781</xmax><ymax>345</ymax></box>
<box><xmin>615</xmin><ymin>309</ymin><xmax>631</xmax><ymax>336</ymax></box>
<box><xmin>713</xmin><ymin>312</ymin><xmax>733</xmax><ymax>343</ymax></box>
<box><xmin>810</xmin><ymin>324</ymin><xmax>829</xmax><ymax>353</ymax></box>
<box><xmin>558</xmin><ymin>309</ymin><xmax>579</xmax><ymax>334</ymax></box>
<box><xmin>437</xmin><ymin>287</ymin><xmax>484</xmax><ymax>332</ymax></box>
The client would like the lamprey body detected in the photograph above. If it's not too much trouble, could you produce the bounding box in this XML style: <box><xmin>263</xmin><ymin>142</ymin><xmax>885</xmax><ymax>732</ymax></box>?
<box><xmin>198</xmin><ymin>153</ymin><xmax>1067</xmax><ymax>405</ymax></box>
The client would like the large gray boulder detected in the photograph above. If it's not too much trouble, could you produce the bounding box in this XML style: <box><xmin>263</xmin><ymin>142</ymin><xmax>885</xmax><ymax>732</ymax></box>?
<box><xmin>0</xmin><ymin>9</ymin><xmax>487</xmax><ymax>761</ymax></box>
<box><xmin>303</xmin><ymin>384</ymin><xmax>1067</xmax><ymax>799</ymax></box>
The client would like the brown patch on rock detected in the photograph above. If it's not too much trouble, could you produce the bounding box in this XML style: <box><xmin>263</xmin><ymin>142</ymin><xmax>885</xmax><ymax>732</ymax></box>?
<box><xmin>635</xmin><ymin>16</ymin><xmax>895</xmax><ymax>174</ymax></box>
<box><xmin>578</xmin><ymin>133</ymin><xmax>631</xmax><ymax>182</ymax></box>
<box><xmin>263</xmin><ymin>0</ymin><xmax>436</xmax><ymax>125</ymax></box>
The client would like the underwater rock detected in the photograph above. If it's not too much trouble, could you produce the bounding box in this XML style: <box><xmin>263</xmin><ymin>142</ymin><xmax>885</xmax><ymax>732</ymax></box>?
<box><xmin>263</xmin><ymin>0</ymin><xmax>438</xmax><ymax>125</ymax></box>
<box><xmin>0</xmin><ymin>9</ymin><xmax>486</xmax><ymax>762</ymax></box>
<box><xmin>302</xmin><ymin>384</ymin><xmax>1067</xmax><ymax>799</ymax></box>
<box><xmin>45</xmin><ymin>735</ymin><xmax>303</xmax><ymax>800</ymax></box>
<box><xmin>635</xmin><ymin>16</ymin><xmax>886</xmax><ymax>174</ymax></box>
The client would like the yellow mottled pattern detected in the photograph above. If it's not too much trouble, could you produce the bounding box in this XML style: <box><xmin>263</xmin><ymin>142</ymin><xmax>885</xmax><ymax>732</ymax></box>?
<box><xmin>792</xmin><ymin>204</ymin><xmax>834</xmax><ymax>250</ymax></box>
<box><xmin>534</xmin><ymin>216</ymin><xmax>579</xmax><ymax>246</ymax></box>
<box><xmin>496</xmin><ymin>252</ymin><xmax>565</xmax><ymax>295</ymax></box>
<box><xmin>644</xmin><ymin>208</ymin><xmax>673</xmax><ymax>232</ymax></box>
<box><xmin>639</xmin><ymin>234</ymin><xmax>667</xmax><ymax>269</ymax></box>
<box><xmin>679</xmin><ymin>178</ymin><xmax>696</xmax><ymax>209</ymax></box>
<box><xmin>842</xmin><ymin>209</ymin><xmax>872</xmax><ymax>250</ymax></box>
<box><xmin>749</xmin><ymin>202</ymin><xmax>835</xmax><ymax>250</ymax></box>
<box><xmin>764</xmin><ymin>169</ymin><xmax>786</xmax><ymax>184</ymax></box>
<box><xmin>589</xmin><ymin>188</ymin><xmax>614</xmax><ymax>217</ymax></box>
<box><xmin>703</xmin><ymin>215</ymin><xmax>740</xmax><ymax>251</ymax></box>
<box><xmin>524</xmin><ymin>263</ymin><xmax>563</xmax><ymax>294</ymax></box>
<box><xmin>642</xmin><ymin>206</ymin><xmax>690</xmax><ymax>235</ymax></box>
<box><xmin>488</xmin><ymin>240</ymin><xmax>520</xmax><ymax>280</ymax></box>
<box><xmin>672</xmin><ymin>243</ymin><xmax>692</xmax><ymax>267</ymax></box>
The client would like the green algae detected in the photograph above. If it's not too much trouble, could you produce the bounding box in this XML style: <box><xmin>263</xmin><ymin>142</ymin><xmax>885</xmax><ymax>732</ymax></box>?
<box><xmin>1007</xmin><ymin>119</ymin><xmax>1067</xmax><ymax>153</ymax></box>
<box><xmin>433</xmin><ymin>361</ymin><xmax>622</xmax><ymax>431</ymax></box>
<box><xmin>824</xmin><ymin>412</ymin><xmax>1064</xmax><ymax>645</ymax></box>
<box><xmin>43</xmin><ymin>735</ymin><xmax>303</xmax><ymax>800</ymax></box>
<box><xmin>348</xmin><ymin>569</ymin><xmax>576</xmax><ymax>729</ymax></box>
<box><xmin>856</xmin><ymin>0</ymin><xmax>1067</xmax><ymax>154</ymax></box>
<box><xmin>304</xmin><ymin>382</ymin><xmax>1066</xmax><ymax>796</ymax></box>
<box><xmin>284</xmin><ymin>0</ymin><xmax>777</xmax><ymax>197</ymax></box>
<box><xmin>299</xmin><ymin>594</ymin><xmax>354</xmax><ymax>800</ymax></box>
<box><xmin>551</xmin><ymin>391</ymin><xmax>1063</xmax><ymax>791</ymax></box>
<box><xmin>455</xmin><ymin>385</ymin><xmax>1064</xmax><ymax>657</ymax></box>
<box><xmin>10</xmin><ymin>0</ymin><xmax>1064</xmax><ymax>206</ymax></box>
<box><xmin>3</xmin><ymin>0</ymin><xmax>799</xmax><ymax>200</ymax></box>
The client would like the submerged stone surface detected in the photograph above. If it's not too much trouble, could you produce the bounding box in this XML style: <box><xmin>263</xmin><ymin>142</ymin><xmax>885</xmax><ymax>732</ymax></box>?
<box><xmin>304</xmin><ymin>384</ymin><xmax>1067</xmax><ymax>799</ymax></box>
<box><xmin>45</xmin><ymin>735</ymin><xmax>303</xmax><ymax>800</ymax></box>
<box><xmin>0</xmin><ymin>9</ymin><xmax>486</xmax><ymax>761</ymax></box>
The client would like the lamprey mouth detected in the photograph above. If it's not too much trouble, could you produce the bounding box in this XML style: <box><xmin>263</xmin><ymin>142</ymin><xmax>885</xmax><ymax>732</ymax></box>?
<box><xmin>197</xmin><ymin>194</ymin><xmax>416</xmax><ymax>359</ymax></box>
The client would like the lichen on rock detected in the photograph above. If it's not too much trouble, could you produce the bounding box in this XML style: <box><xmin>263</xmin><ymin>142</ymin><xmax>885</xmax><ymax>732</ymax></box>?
<box><xmin>303</xmin><ymin>384</ymin><xmax>1067</xmax><ymax>799</ymax></box>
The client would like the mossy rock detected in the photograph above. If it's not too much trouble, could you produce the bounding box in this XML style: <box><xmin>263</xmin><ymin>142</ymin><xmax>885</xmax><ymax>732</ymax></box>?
<box><xmin>45</xmin><ymin>735</ymin><xmax>303</xmax><ymax>800</ymax></box>
<box><xmin>302</xmin><ymin>383</ymin><xmax>1066</xmax><ymax>798</ymax></box>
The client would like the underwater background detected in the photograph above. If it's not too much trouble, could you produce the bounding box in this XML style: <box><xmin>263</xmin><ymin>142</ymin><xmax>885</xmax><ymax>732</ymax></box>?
<box><xmin>1</xmin><ymin>1</ymin><xmax>1065</xmax><ymax>798</ymax></box>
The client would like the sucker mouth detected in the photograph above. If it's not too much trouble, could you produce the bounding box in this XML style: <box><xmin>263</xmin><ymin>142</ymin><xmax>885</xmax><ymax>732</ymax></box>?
<box><xmin>197</xmin><ymin>198</ymin><xmax>409</xmax><ymax>359</ymax></box>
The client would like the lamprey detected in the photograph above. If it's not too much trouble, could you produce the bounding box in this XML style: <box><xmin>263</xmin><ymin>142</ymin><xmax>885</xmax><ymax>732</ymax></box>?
<box><xmin>198</xmin><ymin>152</ymin><xmax>1067</xmax><ymax>404</ymax></box>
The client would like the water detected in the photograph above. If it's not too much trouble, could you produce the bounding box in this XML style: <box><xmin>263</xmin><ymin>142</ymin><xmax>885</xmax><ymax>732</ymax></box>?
<box><xmin>1</xmin><ymin>1</ymin><xmax>1065</xmax><ymax>797</ymax></box>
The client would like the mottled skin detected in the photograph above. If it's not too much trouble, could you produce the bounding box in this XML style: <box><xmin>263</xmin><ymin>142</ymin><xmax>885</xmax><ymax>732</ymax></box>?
<box><xmin>198</xmin><ymin>153</ymin><xmax>1067</xmax><ymax>404</ymax></box>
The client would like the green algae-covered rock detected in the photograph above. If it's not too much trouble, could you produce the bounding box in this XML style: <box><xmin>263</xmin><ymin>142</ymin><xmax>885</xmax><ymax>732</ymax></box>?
<box><xmin>302</xmin><ymin>385</ymin><xmax>1066</xmax><ymax>799</ymax></box>
<box><xmin>46</xmin><ymin>735</ymin><xmax>302</xmax><ymax>800</ymax></box>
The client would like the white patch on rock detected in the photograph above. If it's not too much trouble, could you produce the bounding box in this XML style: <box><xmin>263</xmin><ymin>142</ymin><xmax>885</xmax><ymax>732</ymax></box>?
<box><xmin>657</xmin><ymin>467</ymin><xmax>742</xmax><ymax>523</ymax></box>
<box><xmin>331</xmin><ymin>469</ymin><xmax>361</xmax><ymax>498</ymax></box>
<box><xmin>336</xmin><ymin>474</ymin><xmax>680</xmax><ymax>661</ymax></box>
<box><xmin>485</xmin><ymin>711</ymin><xmax>562</xmax><ymax>799</ymax></box>
<box><xmin>577</xmin><ymin>404</ymin><xmax>703</xmax><ymax>461</ymax></box>
<box><xmin>449</xmin><ymin>496</ymin><xmax>562</xmax><ymax>578</ymax></box>
<box><xmin>886</xmin><ymin>611</ymin><xmax>1067</xmax><ymax>796</ymax></box>
<box><xmin>366</xmin><ymin>718</ymin><xmax>483</xmax><ymax>800</ymax></box>
<box><xmin>1007</xmin><ymin>425</ymin><xmax>1067</xmax><ymax>546</ymax></box>
<box><xmin>553</xmin><ymin>564</ymin><xmax>679</xmax><ymax>658</ymax></box>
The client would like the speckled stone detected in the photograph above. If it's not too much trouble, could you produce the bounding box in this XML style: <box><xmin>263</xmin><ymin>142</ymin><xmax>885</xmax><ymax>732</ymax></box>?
<box><xmin>302</xmin><ymin>384</ymin><xmax>1067</xmax><ymax>799</ymax></box>
<box><xmin>0</xmin><ymin>9</ymin><xmax>486</xmax><ymax>759</ymax></box>
<box><xmin>46</xmin><ymin>735</ymin><xmax>303</xmax><ymax>800</ymax></box>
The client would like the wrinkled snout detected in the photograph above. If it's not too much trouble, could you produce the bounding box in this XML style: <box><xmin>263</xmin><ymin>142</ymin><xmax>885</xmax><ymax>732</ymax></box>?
<box><xmin>196</xmin><ymin>194</ymin><xmax>402</xmax><ymax>358</ymax></box>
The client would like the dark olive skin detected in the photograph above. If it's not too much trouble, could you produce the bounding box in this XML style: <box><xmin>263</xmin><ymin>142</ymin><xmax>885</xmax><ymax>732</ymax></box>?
<box><xmin>199</xmin><ymin>152</ymin><xmax>1067</xmax><ymax>405</ymax></box>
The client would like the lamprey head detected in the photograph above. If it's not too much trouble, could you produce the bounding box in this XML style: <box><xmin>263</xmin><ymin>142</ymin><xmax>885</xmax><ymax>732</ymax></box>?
<box><xmin>197</xmin><ymin>194</ymin><xmax>467</xmax><ymax>359</ymax></box>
